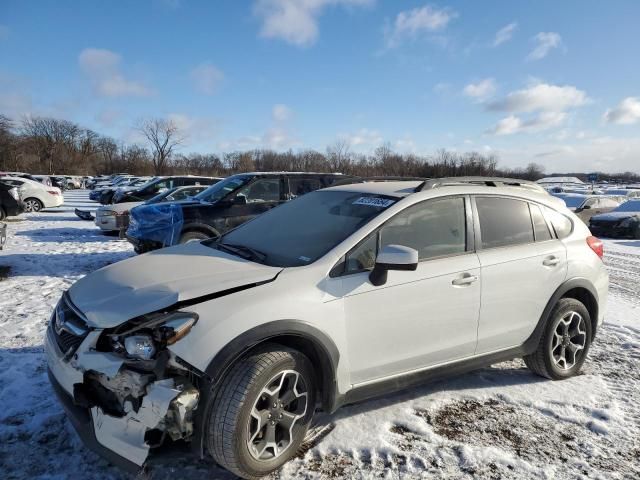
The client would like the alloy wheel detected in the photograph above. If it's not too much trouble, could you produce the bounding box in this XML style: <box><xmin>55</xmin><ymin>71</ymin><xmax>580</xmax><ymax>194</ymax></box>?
<box><xmin>24</xmin><ymin>199</ymin><xmax>41</xmax><ymax>212</ymax></box>
<box><xmin>550</xmin><ymin>311</ymin><xmax>587</xmax><ymax>370</ymax></box>
<box><xmin>247</xmin><ymin>369</ymin><xmax>308</xmax><ymax>461</ymax></box>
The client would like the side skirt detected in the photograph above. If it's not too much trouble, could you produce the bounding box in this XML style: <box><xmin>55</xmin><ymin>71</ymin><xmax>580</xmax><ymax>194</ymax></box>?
<box><xmin>333</xmin><ymin>344</ymin><xmax>529</xmax><ymax>411</ymax></box>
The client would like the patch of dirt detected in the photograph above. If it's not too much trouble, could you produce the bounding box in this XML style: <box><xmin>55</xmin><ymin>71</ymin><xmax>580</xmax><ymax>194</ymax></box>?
<box><xmin>416</xmin><ymin>397</ymin><xmax>639</xmax><ymax>476</ymax></box>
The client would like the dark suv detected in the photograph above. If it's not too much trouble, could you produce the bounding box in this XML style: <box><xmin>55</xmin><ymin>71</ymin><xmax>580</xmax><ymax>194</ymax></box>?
<box><xmin>126</xmin><ymin>172</ymin><xmax>355</xmax><ymax>253</ymax></box>
<box><xmin>112</xmin><ymin>176</ymin><xmax>219</xmax><ymax>204</ymax></box>
<box><xmin>0</xmin><ymin>181</ymin><xmax>24</xmax><ymax>220</ymax></box>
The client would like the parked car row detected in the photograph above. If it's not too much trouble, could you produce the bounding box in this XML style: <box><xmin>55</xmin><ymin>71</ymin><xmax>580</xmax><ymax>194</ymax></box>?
<box><xmin>88</xmin><ymin>175</ymin><xmax>221</xmax><ymax>232</ymax></box>
<box><xmin>551</xmin><ymin>191</ymin><xmax>640</xmax><ymax>238</ymax></box>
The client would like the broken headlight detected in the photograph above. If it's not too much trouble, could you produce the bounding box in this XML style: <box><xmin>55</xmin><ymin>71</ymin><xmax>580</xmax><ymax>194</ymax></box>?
<box><xmin>124</xmin><ymin>334</ymin><xmax>157</xmax><ymax>360</ymax></box>
<box><xmin>111</xmin><ymin>311</ymin><xmax>198</xmax><ymax>360</ymax></box>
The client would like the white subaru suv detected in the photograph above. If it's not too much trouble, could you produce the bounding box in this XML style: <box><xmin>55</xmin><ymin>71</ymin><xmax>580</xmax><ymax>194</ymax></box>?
<box><xmin>45</xmin><ymin>177</ymin><xmax>608</xmax><ymax>479</ymax></box>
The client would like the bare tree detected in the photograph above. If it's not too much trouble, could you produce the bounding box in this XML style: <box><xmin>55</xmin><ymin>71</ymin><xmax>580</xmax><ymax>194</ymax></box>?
<box><xmin>137</xmin><ymin>118</ymin><xmax>185</xmax><ymax>174</ymax></box>
<box><xmin>20</xmin><ymin>116</ymin><xmax>80</xmax><ymax>174</ymax></box>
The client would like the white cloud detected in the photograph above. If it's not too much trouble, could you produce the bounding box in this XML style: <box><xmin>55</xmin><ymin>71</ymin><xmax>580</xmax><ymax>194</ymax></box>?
<box><xmin>492</xmin><ymin>22</ymin><xmax>517</xmax><ymax>47</ymax></box>
<box><xmin>0</xmin><ymin>25</ymin><xmax>10</xmax><ymax>40</ymax></box>
<box><xmin>166</xmin><ymin>113</ymin><xmax>219</xmax><ymax>144</ymax></box>
<box><xmin>339</xmin><ymin>128</ymin><xmax>383</xmax><ymax>147</ymax></box>
<box><xmin>603</xmin><ymin>97</ymin><xmax>640</xmax><ymax>125</ymax></box>
<box><xmin>487</xmin><ymin>111</ymin><xmax>566</xmax><ymax>136</ymax></box>
<box><xmin>496</xmin><ymin>136</ymin><xmax>640</xmax><ymax>172</ymax></box>
<box><xmin>272</xmin><ymin>104</ymin><xmax>292</xmax><ymax>122</ymax></box>
<box><xmin>463</xmin><ymin>78</ymin><xmax>496</xmax><ymax>100</ymax></box>
<box><xmin>95</xmin><ymin>109</ymin><xmax>122</xmax><ymax>127</ymax></box>
<box><xmin>487</xmin><ymin>82</ymin><xmax>587</xmax><ymax>113</ymax></box>
<box><xmin>78</xmin><ymin>48</ymin><xmax>153</xmax><ymax>97</ymax></box>
<box><xmin>385</xmin><ymin>4</ymin><xmax>457</xmax><ymax>48</ymax></box>
<box><xmin>254</xmin><ymin>0</ymin><xmax>373</xmax><ymax>47</ymax></box>
<box><xmin>190</xmin><ymin>62</ymin><xmax>224</xmax><ymax>95</ymax></box>
<box><xmin>527</xmin><ymin>32</ymin><xmax>562</xmax><ymax>61</ymax></box>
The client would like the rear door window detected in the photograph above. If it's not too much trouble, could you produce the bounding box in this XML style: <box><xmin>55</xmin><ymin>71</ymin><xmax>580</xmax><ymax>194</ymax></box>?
<box><xmin>236</xmin><ymin>178</ymin><xmax>282</xmax><ymax>203</ymax></box>
<box><xmin>476</xmin><ymin>197</ymin><xmax>535</xmax><ymax>249</ymax></box>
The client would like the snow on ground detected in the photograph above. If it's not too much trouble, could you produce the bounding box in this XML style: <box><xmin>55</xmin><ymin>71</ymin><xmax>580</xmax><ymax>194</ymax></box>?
<box><xmin>0</xmin><ymin>191</ymin><xmax>638</xmax><ymax>480</ymax></box>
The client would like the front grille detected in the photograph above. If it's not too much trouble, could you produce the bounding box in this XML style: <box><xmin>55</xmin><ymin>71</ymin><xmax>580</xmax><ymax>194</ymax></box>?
<box><xmin>51</xmin><ymin>294</ymin><xmax>90</xmax><ymax>357</ymax></box>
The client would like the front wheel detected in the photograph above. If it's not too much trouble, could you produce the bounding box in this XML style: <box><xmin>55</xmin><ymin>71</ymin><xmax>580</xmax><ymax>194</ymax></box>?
<box><xmin>524</xmin><ymin>298</ymin><xmax>592</xmax><ymax>380</ymax></box>
<box><xmin>207</xmin><ymin>345</ymin><xmax>316</xmax><ymax>479</ymax></box>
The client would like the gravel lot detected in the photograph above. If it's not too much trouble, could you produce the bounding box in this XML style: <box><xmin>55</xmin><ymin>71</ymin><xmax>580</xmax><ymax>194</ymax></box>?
<box><xmin>1</xmin><ymin>191</ymin><xmax>638</xmax><ymax>480</ymax></box>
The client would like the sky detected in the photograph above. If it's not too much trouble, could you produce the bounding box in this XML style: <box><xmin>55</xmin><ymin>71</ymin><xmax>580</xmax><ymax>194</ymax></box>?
<box><xmin>1</xmin><ymin>0</ymin><xmax>640</xmax><ymax>173</ymax></box>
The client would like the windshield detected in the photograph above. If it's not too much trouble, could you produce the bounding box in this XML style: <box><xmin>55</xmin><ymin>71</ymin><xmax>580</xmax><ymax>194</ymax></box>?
<box><xmin>194</xmin><ymin>175</ymin><xmax>252</xmax><ymax>203</ymax></box>
<box><xmin>561</xmin><ymin>196</ymin><xmax>587</xmax><ymax>208</ymax></box>
<box><xmin>205</xmin><ymin>190</ymin><xmax>398</xmax><ymax>267</ymax></box>
<box><xmin>613</xmin><ymin>200</ymin><xmax>640</xmax><ymax>212</ymax></box>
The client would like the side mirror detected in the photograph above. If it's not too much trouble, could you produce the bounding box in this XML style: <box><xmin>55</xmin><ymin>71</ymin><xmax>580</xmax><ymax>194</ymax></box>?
<box><xmin>369</xmin><ymin>244</ymin><xmax>418</xmax><ymax>286</ymax></box>
<box><xmin>233</xmin><ymin>195</ymin><xmax>248</xmax><ymax>206</ymax></box>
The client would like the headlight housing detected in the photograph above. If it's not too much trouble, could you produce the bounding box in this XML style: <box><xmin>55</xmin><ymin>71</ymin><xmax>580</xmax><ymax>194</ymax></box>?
<box><xmin>111</xmin><ymin>311</ymin><xmax>198</xmax><ymax>360</ymax></box>
<box><xmin>124</xmin><ymin>334</ymin><xmax>156</xmax><ymax>360</ymax></box>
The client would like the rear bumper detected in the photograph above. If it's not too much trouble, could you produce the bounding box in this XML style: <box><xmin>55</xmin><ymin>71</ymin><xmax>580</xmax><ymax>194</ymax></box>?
<box><xmin>47</xmin><ymin>368</ymin><xmax>142</xmax><ymax>475</ymax></box>
<box><xmin>4</xmin><ymin>202</ymin><xmax>24</xmax><ymax>217</ymax></box>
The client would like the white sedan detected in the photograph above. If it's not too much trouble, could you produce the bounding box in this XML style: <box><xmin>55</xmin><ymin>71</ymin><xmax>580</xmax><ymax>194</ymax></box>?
<box><xmin>0</xmin><ymin>176</ymin><xmax>64</xmax><ymax>212</ymax></box>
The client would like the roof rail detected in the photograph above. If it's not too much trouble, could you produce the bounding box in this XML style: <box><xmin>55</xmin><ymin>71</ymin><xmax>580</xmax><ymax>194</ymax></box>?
<box><xmin>414</xmin><ymin>176</ymin><xmax>546</xmax><ymax>193</ymax></box>
<box><xmin>365</xmin><ymin>176</ymin><xmax>429</xmax><ymax>182</ymax></box>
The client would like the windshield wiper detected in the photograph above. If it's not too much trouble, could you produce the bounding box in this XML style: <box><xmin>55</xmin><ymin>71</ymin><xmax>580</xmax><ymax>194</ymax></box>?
<box><xmin>217</xmin><ymin>242</ymin><xmax>267</xmax><ymax>263</ymax></box>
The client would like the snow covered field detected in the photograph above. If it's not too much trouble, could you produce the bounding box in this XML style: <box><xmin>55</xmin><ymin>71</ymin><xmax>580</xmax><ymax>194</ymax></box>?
<box><xmin>0</xmin><ymin>191</ymin><xmax>638</xmax><ymax>479</ymax></box>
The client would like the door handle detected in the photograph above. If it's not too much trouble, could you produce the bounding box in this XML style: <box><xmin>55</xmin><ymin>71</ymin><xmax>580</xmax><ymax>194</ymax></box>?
<box><xmin>543</xmin><ymin>256</ymin><xmax>560</xmax><ymax>267</ymax></box>
<box><xmin>451</xmin><ymin>273</ymin><xmax>478</xmax><ymax>286</ymax></box>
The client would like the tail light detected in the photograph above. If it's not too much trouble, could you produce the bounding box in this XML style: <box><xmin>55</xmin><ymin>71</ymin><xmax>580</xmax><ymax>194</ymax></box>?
<box><xmin>47</xmin><ymin>190</ymin><xmax>60</xmax><ymax>195</ymax></box>
<box><xmin>586</xmin><ymin>236</ymin><xmax>604</xmax><ymax>259</ymax></box>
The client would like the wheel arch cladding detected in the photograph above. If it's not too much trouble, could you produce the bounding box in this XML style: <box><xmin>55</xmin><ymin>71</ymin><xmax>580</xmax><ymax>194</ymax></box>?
<box><xmin>531</xmin><ymin>278</ymin><xmax>599</xmax><ymax>351</ymax></box>
<box><xmin>191</xmin><ymin>320</ymin><xmax>340</xmax><ymax>457</ymax></box>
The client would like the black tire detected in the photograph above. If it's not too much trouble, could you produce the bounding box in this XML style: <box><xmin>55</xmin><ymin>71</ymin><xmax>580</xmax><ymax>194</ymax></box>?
<box><xmin>633</xmin><ymin>224</ymin><xmax>640</xmax><ymax>240</ymax></box>
<box><xmin>0</xmin><ymin>206</ymin><xmax>5</xmax><ymax>221</ymax></box>
<box><xmin>179</xmin><ymin>230</ymin><xmax>210</xmax><ymax>244</ymax></box>
<box><xmin>524</xmin><ymin>298</ymin><xmax>592</xmax><ymax>380</ymax></box>
<box><xmin>24</xmin><ymin>198</ymin><xmax>43</xmax><ymax>213</ymax></box>
<box><xmin>207</xmin><ymin>345</ymin><xmax>316</xmax><ymax>479</ymax></box>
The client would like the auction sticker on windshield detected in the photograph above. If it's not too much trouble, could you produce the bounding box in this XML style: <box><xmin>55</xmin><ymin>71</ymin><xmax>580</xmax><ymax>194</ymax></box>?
<box><xmin>353</xmin><ymin>197</ymin><xmax>395</xmax><ymax>208</ymax></box>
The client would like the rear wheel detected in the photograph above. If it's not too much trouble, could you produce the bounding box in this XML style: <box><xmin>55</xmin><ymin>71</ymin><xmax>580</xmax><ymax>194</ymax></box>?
<box><xmin>23</xmin><ymin>198</ymin><xmax>43</xmax><ymax>213</ymax></box>
<box><xmin>179</xmin><ymin>230</ymin><xmax>211</xmax><ymax>244</ymax></box>
<box><xmin>207</xmin><ymin>345</ymin><xmax>316</xmax><ymax>479</ymax></box>
<box><xmin>524</xmin><ymin>298</ymin><xmax>592</xmax><ymax>380</ymax></box>
<box><xmin>0</xmin><ymin>206</ymin><xmax>6</xmax><ymax>221</ymax></box>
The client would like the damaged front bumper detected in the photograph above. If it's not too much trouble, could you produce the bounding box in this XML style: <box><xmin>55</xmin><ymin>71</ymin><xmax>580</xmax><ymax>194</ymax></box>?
<box><xmin>45</xmin><ymin>316</ymin><xmax>202</xmax><ymax>470</ymax></box>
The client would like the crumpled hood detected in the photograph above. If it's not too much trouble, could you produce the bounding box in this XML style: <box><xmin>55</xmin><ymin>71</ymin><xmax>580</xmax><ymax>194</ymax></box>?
<box><xmin>68</xmin><ymin>242</ymin><xmax>282</xmax><ymax>328</ymax></box>
<box><xmin>590</xmin><ymin>211</ymin><xmax>639</xmax><ymax>223</ymax></box>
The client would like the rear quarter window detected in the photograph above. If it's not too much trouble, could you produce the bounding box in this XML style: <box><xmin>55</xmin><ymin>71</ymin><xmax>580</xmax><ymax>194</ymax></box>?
<box><xmin>543</xmin><ymin>206</ymin><xmax>573</xmax><ymax>239</ymax></box>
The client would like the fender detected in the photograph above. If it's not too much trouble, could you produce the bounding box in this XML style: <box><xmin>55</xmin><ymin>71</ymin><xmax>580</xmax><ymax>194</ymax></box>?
<box><xmin>191</xmin><ymin>320</ymin><xmax>340</xmax><ymax>457</ymax></box>
<box><xmin>521</xmin><ymin>276</ymin><xmax>599</xmax><ymax>354</ymax></box>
